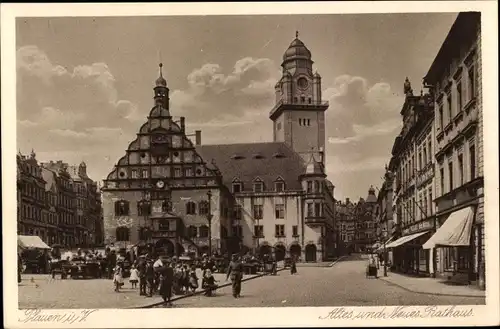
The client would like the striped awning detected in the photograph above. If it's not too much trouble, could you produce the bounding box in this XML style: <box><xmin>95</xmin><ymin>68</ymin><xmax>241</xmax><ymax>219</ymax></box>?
<box><xmin>423</xmin><ymin>206</ymin><xmax>474</xmax><ymax>249</ymax></box>
<box><xmin>375</xmin><ymin>236</ymin><xmax>395</xmax><ymax>252</ymax></box>
<box><xmin>18</xmin><ymin>235</ymin><xmax>51</xmax><ymax>250</ymax></box>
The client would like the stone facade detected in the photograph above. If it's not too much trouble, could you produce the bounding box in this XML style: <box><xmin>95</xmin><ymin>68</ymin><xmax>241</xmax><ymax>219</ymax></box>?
<box><xmin>17</xmin><ymin>152</ymin><xmax>103</xmax><ymax>247</ymax></box>
<box><xmin>423</xmin><ymin>12</ymin><xmax>483</xmax><ymax>283</ymax></box>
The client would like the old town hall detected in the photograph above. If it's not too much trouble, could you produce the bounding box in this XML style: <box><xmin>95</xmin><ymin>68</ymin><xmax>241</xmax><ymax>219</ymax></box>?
<box><xmin>102</xmin><ymin>33</ymin><xmax>337</xmax><ymax>262</ymax></box>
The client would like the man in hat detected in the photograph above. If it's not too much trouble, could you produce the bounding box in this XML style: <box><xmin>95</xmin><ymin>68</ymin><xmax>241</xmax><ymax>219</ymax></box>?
<box><xmin>159</xmin><ymin>258</ymin><xmax>174</xmax><ymax>306</ymax></box>
<box><xmin>226</xmin><ymin>254</ymin><xmax>244</xmax><ymax>298</ymax></box>
<box><xmin>138</xmin><ymin>255</ymin><xmax>147</xmax><ymax>296</ymax></box>
<box><xmin>145</xmin><ymin>259</ymin><xmax>155</xmax><ymax>297</ymax></box>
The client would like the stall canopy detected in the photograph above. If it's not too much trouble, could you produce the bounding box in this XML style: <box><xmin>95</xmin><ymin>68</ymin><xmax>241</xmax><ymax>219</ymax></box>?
<box><xmin>423</xmin><ymin>206</ymin><xmax>474</xmax><ymax>249</ymax></box>
<box><xmin>18</xmin><ymin>235</ymin><xmax>51</xmax><ymax>250</ymax></box>
<box><xmin>385</xmin><ymin>231</ymin><xmax>430</xmax><ymax>249</ymax></box>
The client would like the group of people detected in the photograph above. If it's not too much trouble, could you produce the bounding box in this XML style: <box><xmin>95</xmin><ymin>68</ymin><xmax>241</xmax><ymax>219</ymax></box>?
<box><xmin>111</xmin><ymin>253</ymin><xmax>240</xmax><ymax>304</ymax></box>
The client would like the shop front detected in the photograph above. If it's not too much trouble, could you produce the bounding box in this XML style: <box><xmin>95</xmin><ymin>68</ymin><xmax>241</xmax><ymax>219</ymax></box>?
<box><xmin>386</xmin><ymin>230</ymin><xmax>433</xmax><ymax>276</ymax></box>
<box><xmin>423</xmin><ymin>205</ymin><xmax>475</xmax><ymax>283</ymax></box>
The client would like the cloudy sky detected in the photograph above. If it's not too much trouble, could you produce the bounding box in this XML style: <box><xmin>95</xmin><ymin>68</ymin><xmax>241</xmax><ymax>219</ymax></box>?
<box><xmin>16</xmin><ymin>13</ymin><xmax>458</xmax><ymax>200</ymax></box>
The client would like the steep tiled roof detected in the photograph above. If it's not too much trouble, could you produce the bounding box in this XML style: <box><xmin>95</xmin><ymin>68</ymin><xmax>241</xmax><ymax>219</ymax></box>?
<box><xmin>196</xmin><ymin>142</ymin><xmax>305</xmax><ymax>191</ymax></box>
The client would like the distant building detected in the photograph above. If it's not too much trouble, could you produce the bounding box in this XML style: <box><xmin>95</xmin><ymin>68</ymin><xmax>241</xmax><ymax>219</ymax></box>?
<box><xmin>352</xmin><ymin>187</ymin><xmax>377</xmax><ymax>253</ymax></box>
<box><xmin>102</xmin><ymin>33</ymin><xmax>339</xmax><ymax>261</ymax></box>
<box><xmin>336</xmin><ymin>198</ymin><xmax>356</xmax><ymax>254</ymax></box>
<box><xmin>17</xmin><ymin>152</ymin><xmax>103</xmax><ymax>247</ymax></box>
<box><xmin>373</xmin><ymin>167</ymin><xmax>395</xmax><ymax>261</ymax></box>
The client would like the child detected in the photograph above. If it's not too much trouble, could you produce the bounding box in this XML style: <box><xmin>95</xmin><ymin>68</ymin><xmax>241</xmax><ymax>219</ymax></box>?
<box><xmin>188</xmin><ymin>266</ymin><xmax>199</xmax><ymax>293</ymax></box>
<box><xmin>202</xmin><ymin>269</ymin><xmax>218</xmax><ymax>297</ymax></box>
<box><xmin>129</xmin><ymin>265</ymin><xmax>139</xmax><ymax>289</ymax></box>
<box><xmin>113</xmin><ymin>262</ymin><xmax>124</xmax><ymax>292</ymax></box>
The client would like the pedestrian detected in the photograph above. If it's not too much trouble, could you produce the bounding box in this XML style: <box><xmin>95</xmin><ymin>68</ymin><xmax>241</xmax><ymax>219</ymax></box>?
<box><xmin>226</xmin><ymin>254</ymin><xmax>244</xmax><ymax>298</ymax></box>
<box><xmin>129</xmin><ymin>265</ymin><xmax>139</xmax><ymax>289</ymax></box>
<box><xmin>138</xmin><ymin>257</ymin><xmax>147</xmax><ymax>296</ymax></box>
<box><xmin>159</xmin><ymin>259</ymin><xmax>174</xmax><ymax>306</ymax></box>
<box><xmin>290</xmin><ymin>257</ymin><xmax>297</xmax><ymax>275</ymax></box>
<box><xmin>145</xmin><ymin>260</ymin><xmax>155</xmax><ymax>297</ymax></box>
<box><xmin>202</xmin><ymin>269</ymin><xmax>218</xmax><ymax>297</ymax></box>
<box><xmin>113</xmin><ymin>262</ymin><xmax>124</xmax><ymax>292</ymax></box>
<box><xmin>188</xmin><ymin>266</ymin><xmax>199</xmax><ymax>293</ymax></box>
<box><xmin>367</xmin><ymin>255</ymin><xmax>378</xmax><ymax>278</ymax></box>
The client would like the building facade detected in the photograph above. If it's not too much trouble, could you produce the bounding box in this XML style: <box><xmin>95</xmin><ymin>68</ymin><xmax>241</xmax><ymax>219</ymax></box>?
<box><xmin>102</xmin><ymin>34</ymin><xmax>338</xmax><ymax>261</ymax></box>
<box><xmin>422</xmin><ymin>12</ymin><xmax>484</xmax><ymax>286</ymax></box>
<box><xmin>386</xmin><ymin>78</ymin><xmax>435</xmax><ymax>276</ymax></box>
<box><xmin>352</xmin><ymin>187</ymin><xmax>377</xmax><ymax>253</ymax></box>
<box><xmin>374</xmin><ymin>168</ymin><xmax>395</xmax><ymax>261</ymax></box>
<box><xmin>17</xmin><ymin>152</ymin><xmax>103</xmax><ymax>248</ymax></box>
<box><xmin>336</xmin><ymin>198</ymin><xmax>356</xmax><ymax>255</ymax></box>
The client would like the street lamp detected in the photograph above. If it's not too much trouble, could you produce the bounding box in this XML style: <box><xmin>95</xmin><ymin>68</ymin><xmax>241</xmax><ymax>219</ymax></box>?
<box><xmin>207</xmin><ymin>190</ymin><xmax>213</xmax><ymax>257</ymax></box>
<box><xmin>382</xmin><ymin>228</ymin><xmax>388</xmax><ymax>277</ymax></box>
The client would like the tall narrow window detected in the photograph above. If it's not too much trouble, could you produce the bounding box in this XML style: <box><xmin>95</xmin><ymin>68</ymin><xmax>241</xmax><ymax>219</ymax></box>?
<box><xmin>186</xmin><ymin>201</ymin><xmax>196</xmax><ymax>215</ymax></box>
<box><xmin>418</xmin><ymin>152</ymin><xmax>422</xmax><ymax>171</ymax></box>
<box><xmin>423</xmin><ymin>146</ymin><xmax>427</xmax><ymax>167</ymax></box>
<box><xmin>470</xmin><ymin>144</ymin><xmax>476</xmax><ymax>180</ymax></box>
<box><xmin>306</xmin><ymin>181</ymin><xmax>312</xmax><ymax>193</ymax></box>
<box><xmin>447</xmin><ymin>93</ymin><xmax>453</xmax><ymax>123</ymax></box>
<box><xmin>438</xmin><ymin>104</ymin><xmax>444</xmax><ymax>130</ymax></box>
<box><xmin>458</xmin><ymin>154</ymin><xmax>464</xmax><ymax>185</ymax></box>
<box><xmin>292</xmin><ymin>225</ymin><xmax>298</xmax><ymax>236</ymax></box>
<box><xmin>468</xmin><ymin>66</ymin><xmax>476</xmax><ymax>100</ymax></box>
<box><xmin>448</xmin><ymin>161</ymin><xmax>454</xmax><ymax>192</ymax></box>
<box><xmin>275</xmin><ymin>224</ymin><xmax>285</xmax><ymax>237</ymax></box>
<box><xmin>299</xmin><ymin>119</ymin><xmax>302</xmax><ymax>126</ymax></box>
<box><xmin>440</xmin><ymin>168</ymin><xmax>445</xmax><ymax>195</ymax></box>
<box><xmin>457</xmin><ymin>81</ymin><xmax>463</xmax><ymax>111</ymax></box>
<box><xmin>234</xmin><ymin>204</ymin><xmax>242</xmax><ymax>220</ymax></box>
<box><xmin>307</xmin><ymin>203</ymin><xmax>314</xmax><ymax>217</ymax></box>
<box><xmin>275</xmin><ymin>204</ymin><xmax>285</xmax><ymax>219</ymax></box>
<box><xmin>254</xmin><ymin>225</ymin><xmax>264</xmax><ymax>237</ymax></box>
<box><xmin>314</xmin><ymin>203</ymin><xmax>322</xmax><ymax>217</ymax></box>
<box><xmin>131</xmin><ymin>170</ymin><xmax>138</xmax><ymax>179</ymax></box>
<box><xmin>428</xmin><ymin>140</ymin><xmax>432</xmax><ymax>162</ymax></box>
<box><xmin>253</xmin><ymin>204</ymin><xmax>263</xmax><ymax>219</ymax></box>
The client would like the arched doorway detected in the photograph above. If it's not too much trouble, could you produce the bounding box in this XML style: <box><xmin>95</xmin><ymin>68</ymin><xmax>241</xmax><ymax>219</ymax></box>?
<box><xmin>290</xmin><ymin>244</ymin><xmax>302</xmax><ymax>260</ymax></box>
<box><xmin>176</xmin><ymin>243</ymin><xmax>185</xmax><ymax>257</ymax></box>
<box><xmin>155</xmin><ymin>239</ymin><xmax>174</xmax><ymax>257</ymax></box>
<box><xmin>305</xmin><ymin>244</ymin><xmax>317</xmax><ymax>262</ymax></box>
<box><xmin>259</xmin><ymin>245</ymin><xmax>272</xmax><ymax>259</ymax></box>
<box><xmin>274</xmin><ymin>244</ymin><xmax>286</xmax><ymax>261</ymax></box>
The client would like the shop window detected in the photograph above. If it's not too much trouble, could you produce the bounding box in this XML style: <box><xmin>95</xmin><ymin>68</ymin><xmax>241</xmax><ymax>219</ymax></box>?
<box><xmin>116</xmin><ymin>227</ymin><xmax>130</xmax><ymax>241</ymax></box>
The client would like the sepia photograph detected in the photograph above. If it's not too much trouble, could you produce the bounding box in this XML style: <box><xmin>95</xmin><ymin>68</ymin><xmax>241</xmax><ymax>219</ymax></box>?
<box><xmin>2</xmin><ymin>1</ymin><xmax>499</xmax><ymax>328</ymax></box>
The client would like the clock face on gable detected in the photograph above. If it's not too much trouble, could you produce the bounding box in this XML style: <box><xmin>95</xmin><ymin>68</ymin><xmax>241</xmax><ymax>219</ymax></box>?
<box><xmin>297</xmin><ymin>77</ymin><xmax>309</xmax><ymax>89</ymax></box>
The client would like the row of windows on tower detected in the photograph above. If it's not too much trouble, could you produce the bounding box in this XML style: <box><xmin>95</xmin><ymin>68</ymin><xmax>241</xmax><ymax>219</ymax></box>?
<box><xmin>293</xmin><ymin>97</ymin><xmax>312</xmax><ymax>104</ymax></box>
<box><xmin>114</xmin><ymin>200</ymin><xmax>210</xmax><ymax>216</ymax></box>
<box><xmin>299</xmin><ymin>118</ymin><xmax>311</xmax><ymax>126</ymax></box>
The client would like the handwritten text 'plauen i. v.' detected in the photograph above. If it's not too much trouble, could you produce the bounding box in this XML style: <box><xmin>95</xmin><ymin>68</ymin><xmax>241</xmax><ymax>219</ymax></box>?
<box><xmin>19</xmin><ymin>309</ymin><xmax>98</xmax><ymax>324</ymax></box>
<box><xmin>319</xmin><ymin>306</ymin><xmax>474</xmax><ymax>320</ymax></box>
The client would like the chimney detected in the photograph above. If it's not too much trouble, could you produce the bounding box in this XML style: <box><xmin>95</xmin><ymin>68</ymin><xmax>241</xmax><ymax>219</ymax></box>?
<box><xmin>180</xmin><ymin>117</ymin><xmax>185</xmax><ymax>132</ymax></box>
<box><xmin>195</xmin><ymin>130</ymin><xmax>202</xmax><ymax>146</ymax></box>
<box><xmin>346</xmin><ymin>197</ymin><xmax>350</xmax><ymax>204</ymax></box>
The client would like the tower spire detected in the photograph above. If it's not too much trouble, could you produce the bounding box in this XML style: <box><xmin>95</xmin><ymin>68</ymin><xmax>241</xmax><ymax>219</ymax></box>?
<box><xmin>296</xmin><ymin>30</ymin><xmax>299</xmax><ymax>38</ymax></box>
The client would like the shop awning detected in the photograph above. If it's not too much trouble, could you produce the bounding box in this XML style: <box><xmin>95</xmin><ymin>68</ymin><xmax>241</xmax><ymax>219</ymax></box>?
<box><xmin>375</xmin><ymin>236</ymin><xmax>395</xmax><ymax>252</ymax></box>
<box><xmin>386</xmin><ymin>231</ymin><xmax>430</xmax><ymax>249</ymax></box>
<box><xmin>423</xmin><ymin>206</ymin><xmax>474</xmax><ymax>249</ymax></box>
<box><xmin>18</xmin><ymin>235</ymin><xmax>51</xmax><ymax>250</ymax></box>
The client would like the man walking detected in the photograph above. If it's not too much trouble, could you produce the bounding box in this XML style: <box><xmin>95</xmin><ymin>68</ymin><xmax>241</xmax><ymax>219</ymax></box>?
<box><xmin>159</xmin><ymin>259</ymin><xmax>174</xmax><ymax>307</ymax></box>
<box><xmin>226</xmin><ymin>254</ymin><xmax>244</xmax><ymax>298</ymax></box>
<box><xmin>138</xmin><ymin>256</ymin><xmax>147</xmax><ymax>296</ymax></box>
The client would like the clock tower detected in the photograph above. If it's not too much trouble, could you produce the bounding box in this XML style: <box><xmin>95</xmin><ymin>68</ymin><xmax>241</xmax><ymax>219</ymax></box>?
<box><xmin>270</xmin><ymin>32</ymin><xmax>329</xmax><ymax>164</ymax></box>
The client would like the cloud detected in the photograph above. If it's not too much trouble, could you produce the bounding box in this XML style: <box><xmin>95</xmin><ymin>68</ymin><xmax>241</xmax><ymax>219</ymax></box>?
<box><xmin>328</xmin><ymin>118</ymin><xmax>402</xmax><ymax>145</ymax></box>
<box><xmin>170</xmin><ymin>57</ymin><xmax>280</xmax><ymax>123</ymax></box>
<box><xmin>324</xmin><ymin>75</ymin><xmax>403</xmax><ymax>139</ymax></box>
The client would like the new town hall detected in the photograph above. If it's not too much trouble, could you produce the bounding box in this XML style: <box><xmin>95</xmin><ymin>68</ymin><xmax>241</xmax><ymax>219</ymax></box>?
<box><xmin>102</xmin><ymin>34</ymin><xmax>337</xmax><ymax>262</ymax></box>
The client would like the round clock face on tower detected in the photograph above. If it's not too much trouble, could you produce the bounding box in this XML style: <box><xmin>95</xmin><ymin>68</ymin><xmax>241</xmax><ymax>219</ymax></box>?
<box><xmin>297</xmin><ymin>77</ymin><xmax>309</xmax><ymax>89</ymax></box>
<box><xmin>156</xmin><ymin>180</ymin><xmax>165</xmax><ymax>189</ymax></box>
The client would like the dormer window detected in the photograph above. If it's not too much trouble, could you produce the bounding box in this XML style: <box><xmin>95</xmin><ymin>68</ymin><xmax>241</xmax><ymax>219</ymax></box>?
<box><xmin>253</xmin><ymin>153</ymin><xmax>264</xmax><ymax>159</ymax></box>
<box><xmin>272</xmin><ymin>152</ymin><xmax>286</xmax><ymax>159</ymax></box>
<box><xmin>231</xmin><ymin>154</ymin><xmax>245</xmax><ymax>160</ymax></box>
<box><xmin>232</xmin><ymin>182</ymin><xmax>242</xmax><ymax>193</ymax></box>
<box><xmin>253</xmin><ymin>181</ymin><xmax>264</xmax><ymax>193</ymax></box>
<box><xmin>275</xmin><ymin>181</ymin><xmax>285</xmax><ymax>192</ymax></box>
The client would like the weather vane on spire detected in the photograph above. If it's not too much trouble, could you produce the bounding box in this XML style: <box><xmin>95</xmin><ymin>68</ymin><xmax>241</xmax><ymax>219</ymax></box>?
<box><xmin>159</xmin><ymin>62</ymin><xmax>163</xmax><ymax>77</ymax></box>
<box><xmin>296</xmin><ymin>30</ymin><xmax>299</xmax><ymax>38</ymax></box>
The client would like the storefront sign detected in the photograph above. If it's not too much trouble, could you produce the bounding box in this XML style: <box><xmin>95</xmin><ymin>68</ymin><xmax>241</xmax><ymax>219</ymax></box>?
<box><xmin>402</xmin><ymin>219</ymin><xmax>433</xmax><ymax>235</ymax></box>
